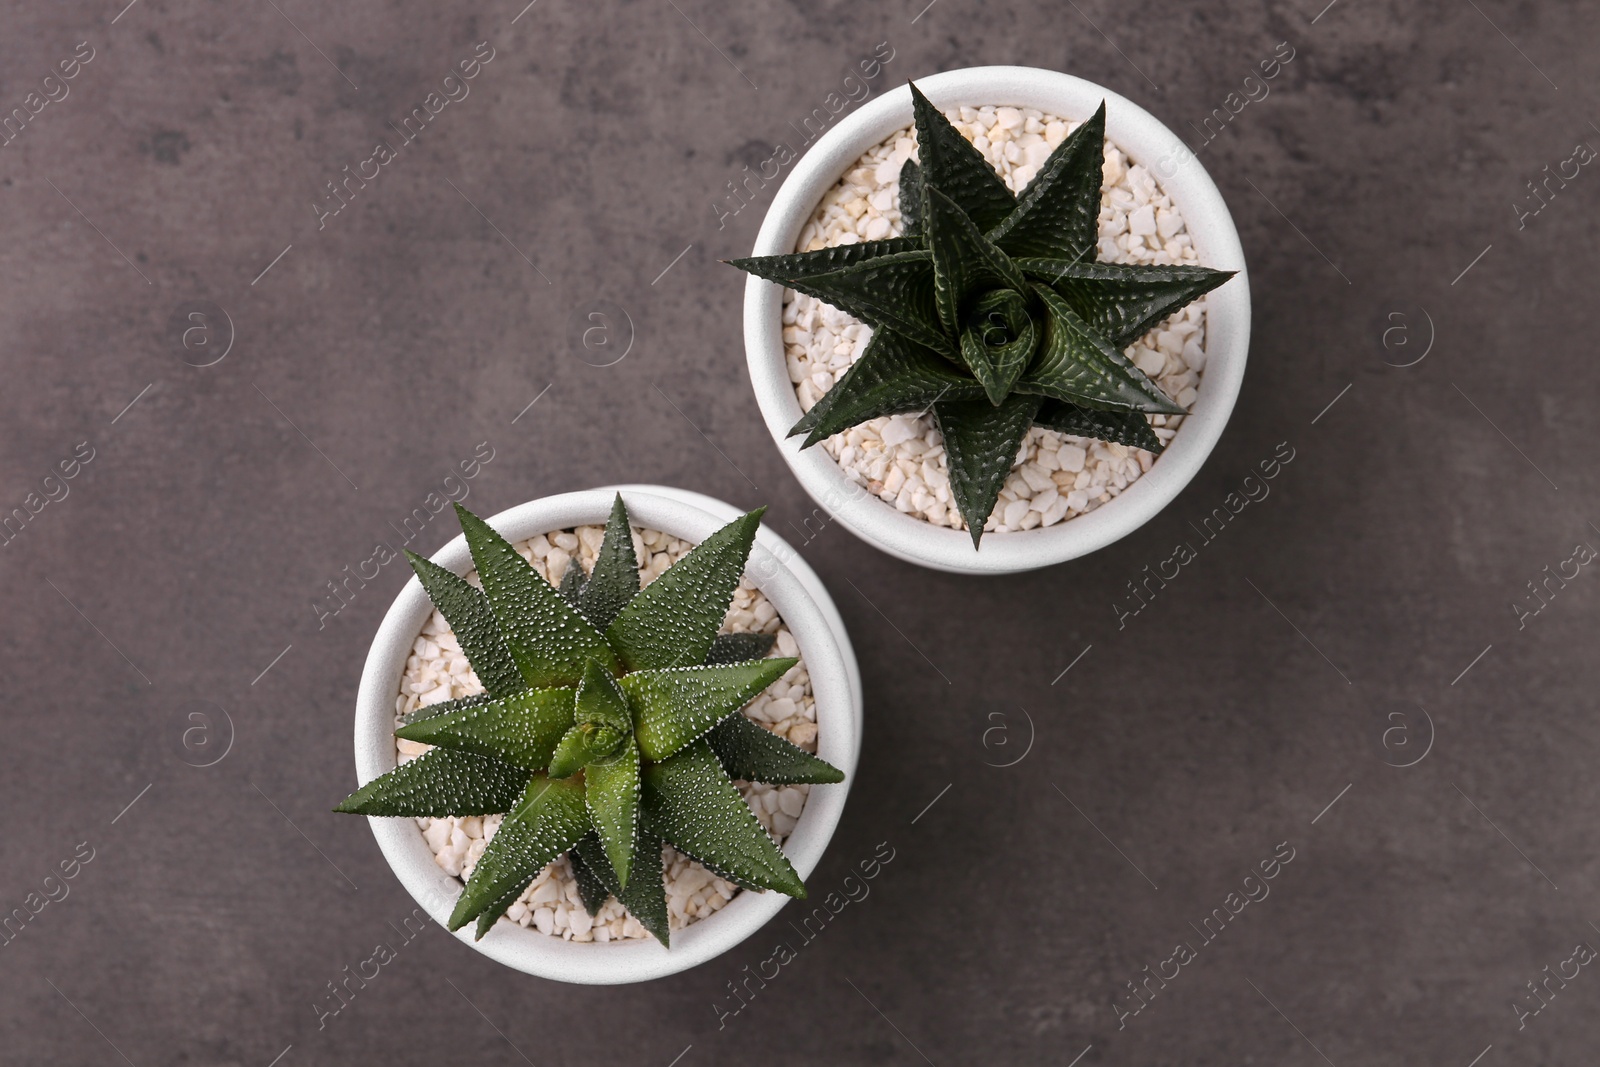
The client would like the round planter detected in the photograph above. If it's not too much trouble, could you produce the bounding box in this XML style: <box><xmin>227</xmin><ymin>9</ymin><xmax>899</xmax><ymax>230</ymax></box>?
<box><xmin>351</xmin><ymin>485</ymin><xmax>861</xmax><ymax>984</ymax></box>
<box><xmin>742</xmin><ymin>65</ymin><xmax>1251</xmax><ymax>575</ymax></box>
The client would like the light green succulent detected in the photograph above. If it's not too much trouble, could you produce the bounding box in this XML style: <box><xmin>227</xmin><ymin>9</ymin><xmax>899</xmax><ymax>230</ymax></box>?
<box><xmin>336</xmin><ymin>496</ymin><xmax>843</xmax><ymax>946</ymax></box>
<box><xmin>730</xmin><ymin>82</ymin><xmax>1234</xmax><ymax>545</ymax></box>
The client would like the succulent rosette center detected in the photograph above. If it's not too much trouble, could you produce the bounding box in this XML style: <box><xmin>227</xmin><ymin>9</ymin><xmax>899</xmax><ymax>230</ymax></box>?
<box><xmin>961</xmin><ymin>287</ymin><xmax>1038</xmax><ymax>403</ymax></box>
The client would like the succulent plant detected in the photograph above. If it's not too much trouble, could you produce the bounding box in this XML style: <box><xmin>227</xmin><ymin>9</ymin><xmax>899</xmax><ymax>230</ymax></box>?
<box><xmin>336</xmin><ymin>496</ymin><xmax>843</xmax><ymax>946</ymax></box>
<box><xmin>730</xmin><ymin>83</ymin><xmax>1235</xmax><ymax>545</ymax></box>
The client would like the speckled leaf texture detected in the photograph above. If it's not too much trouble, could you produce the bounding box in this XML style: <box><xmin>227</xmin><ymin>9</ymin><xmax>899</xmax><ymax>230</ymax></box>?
<box><xmin>703</xmin><ymin>631</ymin><xmax>777</xmax><ymax>666</ymax></box>
<box><xmin>724</xmin><ymin>79</ymin><xmax>1235</xmax><ymax>546</ymax></box>
<box><xmin>624</xmin><ymin>658</ymin><xmax>798</xmax><ymax>761</ymax></box>
<box><xmin>923</xmin><ymin>184</ymin><xmax>1029</xmax><ymax>340</ymax></box>
<box><xmin>936</xmin><ymin>393</ymin><xmax>1044</xmax><ymax>545</ymax></box>
<box><xmin>986</xmin><ymin>101</ymin><xmax>1106</xmax><ymax>261</ymax></box>
<box><xmin>448</xmin><ymin>774</ymin><xmax>589</xmax><ymax>931</ymax></box>
<box><xmin>909</xmin><ymin>82</ymin><xmax>1016</xmax><ymax>232</ymax></box>
<box><xmin>585</xmin><ymin>736</ymin><xmax>641</xmax><ymax>889</ymax></box>
<box><xmin>707</xmin><ymin>713</ymin><xmax>845</xmax><ymax>785</ymax></box>
<box><xmin>615</xmin><ymin>835</ymin><xmax>671</xmax><ymax>945</ymax></box>
<box><xmin>573</xmin><ymin>657</ymin><xmax>632</xmax><ymax>734</ymax></box>
<box><xmin>556</xmin><ymin>558</ymin><xmax>585</xmax><ymax>608</ymax></box>
<box><xmin>576</xmin><ymin>829</ymin><xmax>671</xmax><ymax>946</ymax></box>
<box><xmin>547</xmin><ymin>723</ymin><xmax>623</xmax><ymax>779</ymax></box>
<box><xmin>568</xmin><ymin>838</ymin><xmax>611</xmax><ymax>917</ymax></box>
<box><xmin>1034</xmin><ymin>400</ymin><xmax>1164</xmax><ymax>454</ymax></box>
<box><xmin>605</xmin><ymin>507</ymin><xmax>763</xmax><ymax>671</ymax></box>
<box><xmin>476</xmin><ymin>878</ymin><xmax>537</xmax><ymax>941</ymax></box>
<box><xmin>398</xmin><ymin>691</ymin><xmax>493</xmax><ymax>726</ymax></box>
<box><xmin>335</xmin><ymin>748</ymin><xmax>531</xmax><ymax>817</ymax></box>
<box><xmin>454</xmin><ymin>504</ymin><xmax>619</xmax><ymax>687</ymax></box>
<box><xmin>641</xmin><ymin>741</ymin><xmax>805</xmax><ymax>898</ymax></box>
<box><xmin>575</xmin><ymin>494</ymin><xmax>642</xmax><ymax>631</ymax></box>
<box><xmin>1016</xmin><ymin>284</ymin><xmax>1184</xmax><ymax>414</ymax></box>
<box><xmin>727</xmin><ymin>237</ymin><xmax>922</xmax><ymax>287</ymax></box>
<box><xmin>394</xmin><ymin>688</ymin><xmax>575</xmax><ymax>772</ymax></box>
<box><xmin>755</xmin><ymin>250</ymin><xmax>952</xmax><ymax>357</ymax></box>
<box><xmin>403</xmin><ymin>551</ymin><xmax>524</xmax><ymax>700</ymax></box>
<box><xmin>789</xmin><ymin>326</ymin><xmax>986</xmax><ymax>447</ymax></box>
<box><xmin>1017</xmin><ymin>259</ymin><xmax>1233</xmax><ymax>351</ymax></box>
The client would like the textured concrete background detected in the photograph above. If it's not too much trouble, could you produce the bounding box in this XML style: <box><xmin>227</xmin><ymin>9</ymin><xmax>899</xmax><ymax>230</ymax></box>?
<box><xmin>2</xmin><ymin>0</ymin><xmax>1597</xmax><ymax>1063</ymax></box>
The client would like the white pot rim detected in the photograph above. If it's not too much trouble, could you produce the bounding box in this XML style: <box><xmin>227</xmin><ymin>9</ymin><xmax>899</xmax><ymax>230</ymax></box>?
<box><xmin>351</xmin><ymin>485</ymin><xmax>861</xmax><ymax>984</ymax></box>
<box><xmin>742</xmin><ymin>64</ymin><xmax>1251</xmax><ymax>575</ymax></box>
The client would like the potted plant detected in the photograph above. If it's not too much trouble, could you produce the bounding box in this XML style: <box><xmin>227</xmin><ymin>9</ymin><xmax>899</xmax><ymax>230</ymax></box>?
<box><xmin>736</xmin><ymin>66</ymin><xmax>1250</xmax><ymax>574</ymax></box>
<box><xmin>341</xmin><ymin>485</ymin><xmax>860</xmax><ymax>984</ymax></box>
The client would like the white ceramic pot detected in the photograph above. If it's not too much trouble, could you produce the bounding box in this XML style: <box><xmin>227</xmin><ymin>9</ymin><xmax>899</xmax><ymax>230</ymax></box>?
<box><xmin>742</xmin><ymin>65</ymin><xmax>1251</xmax><ymax>575</ymax></box>
<box><xmin>351</xmin><ymin>485</ymin><xmax>862</xmax><ymax>984</ymax></box>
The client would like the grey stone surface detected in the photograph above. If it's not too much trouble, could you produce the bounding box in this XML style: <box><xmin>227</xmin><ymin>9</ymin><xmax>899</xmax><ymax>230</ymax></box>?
<box><xmin>2</xmin><ymin>0</ymin><xmax>1597</xmax><ymax>1063</ymax></box>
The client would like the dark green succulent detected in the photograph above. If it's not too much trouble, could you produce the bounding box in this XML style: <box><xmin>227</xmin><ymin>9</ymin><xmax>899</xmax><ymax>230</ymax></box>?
<box><xmin>730</xmin><ymin>83</ymin><xmax>1234</xmax><ymax>546</ymax></box>
<box><xmin>336</xmin><ymin>496</ymin><xmax>842</xmax><ymax>946</ymax></box>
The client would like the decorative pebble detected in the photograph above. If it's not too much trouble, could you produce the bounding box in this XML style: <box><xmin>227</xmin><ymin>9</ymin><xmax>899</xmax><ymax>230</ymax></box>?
<box><xmin>777</xmin><ymin>788</ymin><xmax>805</xmax><ymax>818</ymax></box>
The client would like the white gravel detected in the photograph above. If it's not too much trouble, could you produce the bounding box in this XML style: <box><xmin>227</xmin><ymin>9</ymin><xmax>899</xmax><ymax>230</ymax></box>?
<box><xmin>783</xmin><ymin>104</ymin><xmax>1209</xmax><ymax>534</ymax></box>
<box><xmin>395</xmin><ymin>523</ymin><xmax>815</xmax><ymax>942</ymax></box>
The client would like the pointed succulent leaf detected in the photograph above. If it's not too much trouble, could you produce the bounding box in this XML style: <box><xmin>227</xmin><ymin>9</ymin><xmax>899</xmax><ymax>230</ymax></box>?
<box><xmin>605</xmin><ymin>508</ymin><xmax>764</xmax><ymax>671</ymax></box>
<box><xmin>909</xmin><ymin>82</ymin><xmax>1016</xmax><ymax>231</ymax></box>
<box><xmin>576</xmin><ymin>495</ymin><xmax>641</xmax><ymax>631</ymax></box>
<box><xmin>624</xmin><ymin>658</ymin><xmax>798</xmax><ymax>762</ymax></box>
<box><xmin>1017</xmin><ymin>259</ymin><xmax>1235</xmax><ymax>350</ymax></box>
<box><xmin>958</xmin><ymin>288</ymin><xmax>1039</xmax><ymax>404</ymax></box>
<box><xmin>934</xmin><ymin>393</ymin><xmax>1043</xmax><ymax>547</ymax></box>
<box><xmin>617</xmin><ymin>835</ymin><xmax>671</xmax><ymax>946</ymax></box>
<box><xmin>568</xmin><ymin>836</ymin><xmax>612</xmax><ymax>917</ymax></box>
<box><xmin>923</xmin><ymin>184</ymin><xmax>1029</xmax><ymax>338</ymax></box>
<box><xmin>454</xmin><ymin>504</ymin><xmax>620</xmax><ymax>688</ymax></box>
<box><xmin>395</xmin><ymin>687</ymin><xmax>575</xmax><ymax>772</ymax></box>
<box><xmin>641</xmin><ymin>741</ymin><xmax>805</xmax><ymax>898</ymax></box>
<box><xmin>576</xmin><ymin>829</ymin><xmax>671</xmax><ymax>946</ymax></box>
<box><xmin>474</xmin><ymin>876</ymin><xmax>537</xmax><ymax>941</ymax></box>
<box><xmin>447</xmin><ymin>774</ymin><xmax>589</xmax><ymax>931</ymax></box>
<box><xmin>1034</xmin><ymin>400</ymin><xmax>1164</xmax><ymax>454</ymax></box>
<box><xmin>789</xmin><ymin>329</ymin><xmax>986</xmax><ymax>447</ymax></box>
<box><xmin>767</xmin><ymin>250</ymin><xmax>954</xmax><ymax>357</ymax></box>
<box><xmin>704</xmin><ymin>631</ymin><xmax>776</xmax><ymax>666</ymax></box>
<box><xmin>548</xmin><ymin>722</ymin><xmax>625</xmax><ymax>778</ymax></box>
<box><xmin>728</xmin><ymin>237</ymin><xmax>923</xmax><ymax>285</ymax></box>
<box><xmin>898</xmin><ymin>158</ymin><xmax>924</xmax><ymax>238</ymax></box>
<box><xmin>574</xmin><ymin>657</ymin><xmax>632</xmax><ymax>733</ymax></box>
<box><xmin>988</xmin><ymin>102</ymin><xmax>1106</xmax><ymax>261</ymax></box>
<box><xmin>404</xmin><ymin>551</ymin><xmax>524</xmax><ymax>700</ymax></box>
<box><xmin>399</xmin><ymin>691</ymin><xmax>493</xmax><ymax>726</ymax></box>
<box><xmin>1014</xmin><ymin>284</ymin><xmax>1185</xmax><ymax>415</ymax></box>
<box><xmin>586</xmin><ymin>736</ymin><xmax>641</xmax><ymax>889</ymax></box>
<box><xmin>708</xmin><ymin>713</ymin><xmax>845</xmax><ymax>785</ymax></box>
<box><xmin>334</xmin><ymin>748</ymin><xmax>531</xmax><ymax>817</ymax></box>
<box><xmin>556</xmin><ymin>558</ymin><xmax>585</xmax><ymax>609</ymax></box>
